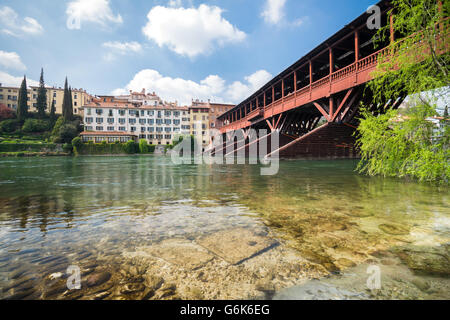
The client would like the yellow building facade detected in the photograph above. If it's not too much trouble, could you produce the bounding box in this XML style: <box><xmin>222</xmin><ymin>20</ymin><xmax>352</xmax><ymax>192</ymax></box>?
<box><xmin>0</xmin><ymin>84</ymin><xmax>92</xmax><ymax>116</ymax></box>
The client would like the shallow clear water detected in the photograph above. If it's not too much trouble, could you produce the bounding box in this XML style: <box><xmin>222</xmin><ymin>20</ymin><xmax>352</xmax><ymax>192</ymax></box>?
<box><xmin>0</xmin><ymin>156</ymin><xmax>448</xmax><ymax>300</ymax></box>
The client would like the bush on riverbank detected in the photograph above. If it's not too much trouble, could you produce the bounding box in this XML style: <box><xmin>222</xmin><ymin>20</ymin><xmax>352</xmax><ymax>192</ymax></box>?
<box><xmin>72</xmin><ymin>139</ymin><xmax>156</xmax><ymax>156</ymax></box>
<box><xmin>0</xmin><ymin>142</ymin><xmax>57</xmax><ymax>153</ymax></box>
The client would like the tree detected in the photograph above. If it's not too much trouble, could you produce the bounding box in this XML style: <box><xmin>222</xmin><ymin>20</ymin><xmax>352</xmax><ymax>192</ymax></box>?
<box><xmin>49</xmin><ymin>99</ymin><xmax>56</xmax><ymax>126</ymax></box>
<box><xmin>62</xmin><ymin>77</ymin><xmax>73</xmax><ymax>121</ymax></box>
<box><xmin>356</xmin><ymin>0</ymin><xmax>449</xmax><ymax>183</ymax></box>
<box><xmin>444</xmin><ymin>106</ymin><xmax>449</xmax><ymax>119</ymax></box>
<box><xmin>0</xmin><ymin>103</ymin><xmax>15</xmax><ymax>120</ymax></box>
<box><xmin>36</xmin><ymin>68</ymin><xmax>47</xmax><ymax>118</ymax></box>
<box><xmin>17</xmin><ymin>76</ymin><xmax>28</xmax><ymax>122</ymax></box>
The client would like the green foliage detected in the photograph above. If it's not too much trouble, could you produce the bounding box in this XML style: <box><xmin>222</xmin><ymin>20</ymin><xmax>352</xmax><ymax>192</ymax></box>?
<box><xmin>0</xmin><ymin>119</ymin><xmax>20</xmax><ymax>133</ymax></box>
<box><xmin>123</xmin><ymin>140</ymin><xmax>138</xmax><ymax>154</ymax></box>
<box><xmin>51</xmin><ymin>117</ymin><xmax>65</xmax><ymax>136</ymax></box>
<box><xmin>62</xmin><ymin>143</ymin><xmax>73</xmax><ymax>153</ymax></box>
<box><xmin>22</xmin><ymin>119</ymin><xmax>50</xmax><ymax>133</ymax></box>
<box><xmin>0</xmin><ymin>143</ymin><xmax>57</xmax><ymax>153</ymax></box>
<box><xmin>36</xmin><ymin>68</ymin><xmax>47</xmax><ymax>119</ymax></box>
<box><xmin>71</xmin><ymin>137</ymin><xmax>82</xmax><ymax>149</ymax></box>
<box><xmin>56</xmin><ymin>124</ymin><xmax>78</xmax><ymax>144</ymax></box>
<box><xmin>139</xmin><ymin>139</ymin><xmax>149</xmax><ymax>153</ymax></box>
<box><xmin>357</xmin><ymin>103</ymin><xmax>449</xmax><ymax>183</ymax></box>
<box><xmin>49</xmin><ymin>100</ymin><xmax>57</xmax><ymax>126</ymax></box>
<box><xmin>62</xmin><ymin>77</ymin><xmax>73</xmax><ymax>121</ymax></box>
<box><xmin>17</xmin><ymin>76</ymin><xmax>28</xmax><ymax>122</ymax></box>
<box><xmin>357</xmin><ymin>0</ymin><xmax>449</xmax><ymax>184</ymax></box>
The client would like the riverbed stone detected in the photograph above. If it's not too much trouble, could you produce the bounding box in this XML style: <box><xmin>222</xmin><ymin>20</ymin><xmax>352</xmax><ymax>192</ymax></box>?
<box><xmin>392</xmin><ymin>245</ymin><xmax>450</xmax><ymax>276</ymax></box>
<box><xmin>143</xmin><ymin>239</ymin><xmax>215</xmax><ymax>270</ymax></box>
<box><xmin>86</xmin><ymin>271</ymin><xmax>111</xmax><ymax>287</ymax></box>
<box><xmin>378</xmin><ymin>224</ymin><xmax>410</xmax><ymax>235</ymax></box>
<box><xmin>196</xmin><ymin>228</ymin><xmax>278</xmax><ymax>265</ymax></box>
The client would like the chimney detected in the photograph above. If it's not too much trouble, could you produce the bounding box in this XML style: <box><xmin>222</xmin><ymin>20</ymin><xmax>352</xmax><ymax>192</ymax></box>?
<box><xmin>141</xmin><ymin>88</ymin><xmax>145</xmax><ymax>94</ymax></box>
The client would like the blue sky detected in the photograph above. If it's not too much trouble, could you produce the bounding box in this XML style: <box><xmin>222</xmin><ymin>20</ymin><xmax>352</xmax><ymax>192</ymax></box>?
<box><xmin>0</xmin><ymin>0</ymin><xmax>378</xmax><ymax>105</ymax></box>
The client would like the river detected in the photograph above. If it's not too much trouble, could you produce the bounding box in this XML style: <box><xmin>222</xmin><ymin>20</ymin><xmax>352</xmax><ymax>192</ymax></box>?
<box><xmin>0</xmin><ymin>156</ymin><xmax>448</xmax><ymax>300</ymax></box>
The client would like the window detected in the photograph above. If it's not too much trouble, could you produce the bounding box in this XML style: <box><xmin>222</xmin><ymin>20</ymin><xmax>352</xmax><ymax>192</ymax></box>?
<box><xmin>141</xmin><ymin>127</ymin><xmax>146</xmax><ymax>133</ymax></box>
<box><xmin>156</xmin><ymin>127</ymin><xmax>163</xmax><ymax>132</ymax></box>
<box><xmin>107</xmin><ymin>126</ymin><xmax>114</xmax><ymax>131</ymax></box>
<box><xmin>165</xmin><ymin>111</ymin><xmax>171</xmax><ymax>117</ymax></box>
<box><xmin>85</xmin><ymin>126</ymin><xmax>93</xmax><ymax>131</ymax></box>
<box><xmin>107</xmin><ymin>118</ymin><xmax>114</xmax><ymax>124</ymax></box>
<box><xmin>147</xmin><ymin>110</ymin><xmax>154</xmax><ymax>116</ymax></box>
<box><xmin>129</xmin><ymin>118</ymin><xmax>136</xmax><ymax>124</ymax></box>
<box><xmin>165</xmin><ymin>135</ymin><xmax>171</xmax><ymax>140</ymax></box>
<box><xmin>174</xmin><ymin>112</ymin><xmax>180</xmax><ymax>117</ymax></box>
<box><xmin>119</xmin><ymin>110</ymin><xmax>125</xmax><ymax>116</ymax></box>
<box><xmin>165</xmin><ymin>119</ymin><xmax>171</xmax><ymax>125</ymax></box>
<box><xmin>174</xmin><ymin>120</ymin><xmax>180</xmax><ymax>125</ymax></box>
<box><xmin>87</xmin><ymin>108</ymin><xmax>92</xmax><ymax>115</ymax></box>
<box><xmin>119</xmin><ymin>127</ymin><xmax>126</xmax><ymax>131</ymax></box>
<box><xmin>141</xmin><ymin>110</ymin><xmax>145</xmax><ymax>116</ymax></box>
<box><xmin>148</xmin><ymin>134</ymin><xmax>154</xmax><ymax>139</ymax></box>
<box><xmin>85</xmin><ymin>117</ymin><xmax>93</xmax><ymax>124</ymax></box>
<box><xmin>148</xmin><ymin>127</ymin><xmax>154</xmax><ymax>132</ymax></box>
<box><xmin>156</xmin><ymin>119</ymin><xmax>163</xmax><ymax>125</ymax></box>
<box><xmin>157</xmin><ymin>111</ymin><xmax>162</xmax><ymax>118</ymax></box>
<box><xmin>96</xmin><ymin>109</ymin><xmax>103</xmax><ymax>115</ymax></box>
<box><xmin>74</xmin><ymin>102</ymin><xmax>77</xmax><ymax>106</ymax></box>
<box><xmin>131</xmin><ymin>127</ymin><xmax>136</xmax><ymax>132</ymax></box>
<box><xmin>148</xmin><ymin>119</ymin><xmax>154</xmax><ymax>125</ymax></box>
<box><xmin>108</xmin><ymin>110</ymin><xmax>113</xmax><ymax>117</ymax></box>
<box><xmin>96</xmin><ymin>126</ymin><xmax>104</xmax><ymax>131</ymax></box>
<box><xmin>53</xmin><ymin>92</ymin><xmax>57</xmax><ymax>98</ymax></box>
<box><xmin>165</xmin><ymin>127</ymin><xmax>171</xmax><ymax>132</ymax></box>
<box><xmin>96</xmin><ymin>118</ymin><xmax>103</xmax><ymax>124</ymax></box>
<box><xmin>139</xmin><ymin>119</ymin><xmax>146</xmax><ymax>125</ymax></box>
<box><xmin>118</xmin><ymin>118</ymin><xmax>125</xmax><ymax>124</ymax></box>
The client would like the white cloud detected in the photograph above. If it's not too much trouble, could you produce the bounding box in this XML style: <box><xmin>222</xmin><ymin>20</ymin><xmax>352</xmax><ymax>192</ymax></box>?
<box><xmin>111</xmin><ymin>69</ymin><xmax>272</xmax><ymax>106</ymax></box>
<box><xmin>226</xmin><ymin>70</ymin><xmax>273</xmax><ymax>102</ymax></box>
<box><xmin>66</xmin><ymin>0</ymin><xmax>123</xmax><ymax>30</ymax></box>
<box><xmin>0</xmin><ymin>51</ymin><xmax>26</xmax><ymax>71</ymax></box>
<box><xmin>102</xmin><ymin>41</ymin><xmax>142</xmax><ymax>54</ymax></box>
<box><xmin>142</xmin><ymin>4</ymin><xmax>246</xmax><ymax>57</ymax></box>
<box><xmin>261</xmin><ymin>0</ymin><xmax>286</xmax><ymax>25</ymax></box>
<box><xmin>0</xmin><ymin>6</ymin><xmax>43</xmax><ymax>36</ymax></box>
<box><xmin>102</xmin><ymin>41</ymin><xmax>142</xmax><ymax>61</ymax></box>
<box><xmin>0</xmin><ymin>71</ymin><xmax>38</xmax><ymax>87</ymax></box>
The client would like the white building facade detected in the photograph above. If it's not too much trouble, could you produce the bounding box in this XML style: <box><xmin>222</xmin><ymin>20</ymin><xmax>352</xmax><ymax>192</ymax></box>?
<box><xmin>82</xmin><ymin>96</ymin><xmax>190</xmax><ymax>145</ymax></box>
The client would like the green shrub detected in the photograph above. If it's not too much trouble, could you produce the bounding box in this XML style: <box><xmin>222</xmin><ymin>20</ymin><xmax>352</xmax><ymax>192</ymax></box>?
<box><xmin>139</xmin><ymin>139</ymin><xmax>149</xmax><ymax>153</ymax></box>
<box><xmin>54</xmin><ymin>124</ymin><xmax>78</xmax><ymax>144</ymax></box>
<box><xmin>124</xmin><ymin>140</ymin><xmax>138</xmax><ymax>154</ymax></box>
<box><xmin>71</xmin><ymin>137</ymin><xmax>82</xmax><ymax>149</ymax></box>
<box><xmin>0</xmin><ymin>119</ymin><xmax>20</xmax><ymax>133</ymax></box>
<box><xmin>0</xmin><ymin>143</ymin><xmax>57</xmax><ymax>153</ymax></box>
<box><xmin>62</xmin><ymin>143</ymin><xmax>73</xmax><ymax>153</ymax></box>
<box><xmin>22</xmin><ymin>119</ymin><xmax>50</xmax><ymax>133</ymax></box>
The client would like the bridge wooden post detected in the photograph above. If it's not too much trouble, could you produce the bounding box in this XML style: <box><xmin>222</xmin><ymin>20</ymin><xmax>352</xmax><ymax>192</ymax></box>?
<box><xmin>329</xmin><ymin>47</ymin><xmax>334</xmax><ymax>92</ymax></box>
<box><xmin>329</xmin><ymin>97</ymin><xmax>334</xmax><ymax>121</ymax></box>
<box><xmin>309</xmin><ymin>60</ymin><xmax>313</xmax><ymax>99</ymax></box>
<box><xmin>294</xmin><ymin>70</ymin><xmax>297</xmax><ymax>92</ymax></box>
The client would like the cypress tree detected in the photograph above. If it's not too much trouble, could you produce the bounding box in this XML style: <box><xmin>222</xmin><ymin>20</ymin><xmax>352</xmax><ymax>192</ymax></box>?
<box><xmin>62</xmin><ymin>77</ymin><xmax>73</xmax><ymax>121</ymax></box>
<box><xmin>36</xmin><ymin>68</ymin><xmax>47</xmax><ymax>118</ymax></box>
<box><xmin>69</xmin><ymin>86</ymin><xmax>74</xmax><ymax>119</ymax></box>
<box><xmin>17</xmin><ymin>76</ymin><xmax>28</xmax><ymax>122</ymax></box>
<box><xmin>49</xmin><ymin>99</ymin><xmax>56</xmax><ymax>126</ymax></box>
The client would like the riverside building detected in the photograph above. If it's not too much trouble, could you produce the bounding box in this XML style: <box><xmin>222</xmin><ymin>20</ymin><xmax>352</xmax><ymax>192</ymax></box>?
<box><xmin>0</xmin><ymin>83</ymin><xmax>92</xmax><ymax>116</ymax></box>
<box><xmin>81</xmin><ymin>95</ymin><xmax>190</xmax><ymax>145</ymax></box>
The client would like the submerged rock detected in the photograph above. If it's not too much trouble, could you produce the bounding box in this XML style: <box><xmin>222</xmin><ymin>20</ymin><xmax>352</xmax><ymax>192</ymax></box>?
<box><xmin>197</xmin><ymin>228</ymin><xmax>278</xmax><ymax>265</ymax></box>
<box><xmin>86</xmin><ymin>271</ymin><xmax>111</xmax><ymax>287</ymax></box>
<box><xmin>379</xmin><ymin>224</ymin><xmax>410</xmax><ymax>236</ymax></box>
<box><xmin>392</xmin><ymin>245</ymin><xmax>450</xmax><ymax>276</ymax></box>
<box><xmin>141</xmin><ymin>239</ymin><xmax>214</xmax><ymax>270</ymax></box>
<box><xmin>273</xmin><ymin>281</ymin><xmax>369</xmax><ymax>300</ymax></box>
